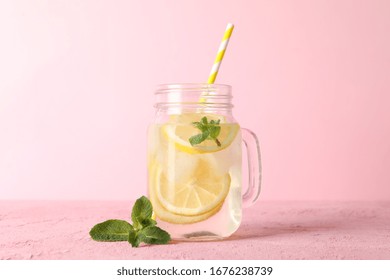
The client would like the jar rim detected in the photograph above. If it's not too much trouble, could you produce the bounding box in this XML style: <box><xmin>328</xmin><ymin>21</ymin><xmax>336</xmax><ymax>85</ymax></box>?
<box><xmin>155</xmin><ymin>83</ymin><xmax>232</xmax><ymax>95</ymax></box>
<box><xmin>154</xmin><ymin>83</ymin><xmax>233</xmax><ymax>111</ymax></box>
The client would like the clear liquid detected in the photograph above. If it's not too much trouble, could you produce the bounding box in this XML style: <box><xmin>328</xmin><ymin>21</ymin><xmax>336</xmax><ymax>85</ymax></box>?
<box><xmin>147</xmin><ymin>115</ymin><xmax>242</xmax><ymax>240</ymax></box>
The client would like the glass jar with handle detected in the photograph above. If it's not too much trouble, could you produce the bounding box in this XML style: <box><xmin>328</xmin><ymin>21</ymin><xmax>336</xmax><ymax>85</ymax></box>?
<box><xmin>147</xmin><ymin>83</ymin><xmax>261</xmax><ymax>240</ymax></box>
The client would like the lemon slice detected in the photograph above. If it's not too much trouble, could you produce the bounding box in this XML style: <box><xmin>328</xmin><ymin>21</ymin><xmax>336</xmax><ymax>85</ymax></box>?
<box><xmin>163</xmin><ymin>113</ymin><xmax>240</xmax><ymax>154</ymax></box>
<box><xmin>148</xmin><ymin>161</ymin><xmax>226</xmax><ymax>224</ymax></box>
<box><xmin>151</xmin><ymin>193</ymin><xmax>223</xmax><ymax>224</ymax></box>
<box><xmin>155</xmin><ymin>158</ymin><xmax>230</xmax><ymax>216</ymax></box>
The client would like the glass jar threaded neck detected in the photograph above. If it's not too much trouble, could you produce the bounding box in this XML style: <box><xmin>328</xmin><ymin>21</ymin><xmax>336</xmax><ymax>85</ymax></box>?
<box><xmin>154</xmin><ymin>83</ymin><xmax>233</xmax><ymax>114</ymax></box>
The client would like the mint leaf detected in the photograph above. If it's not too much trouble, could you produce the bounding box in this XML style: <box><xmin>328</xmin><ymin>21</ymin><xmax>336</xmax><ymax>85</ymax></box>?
<box><xmin>189</xmin><ymin>131</ymin><xmax>209</xmax><ymax>146</ymax></box>
<box><xmin>138</xmin><ymin>226</ymin><xmax>171</xmax><ymax>245</ymax></box>
<box><xmin>209</xmin><ymin>125</ymin><xmax>221</xmax><ymax>139</ymax></box>
<box><xmin>128</xmin><ymin>230</ymin><xmax>141</xmax><ymax>247</ymax></box>
<box><xmin>143</xmin><ymin>218</ymin><xmax>157</xmax><ymax>227</ymax></box>
<box><xmin>131</xmin><ymin>196</ymin><xmax>153</xmax><ymax>230</ymax></box>
<box><xmin>128</xmin><ymin>226</ymin><xmax>170</xmax><ymax>247</ymax></box>
<box><xmin>89</xmin><ymin>219</ymin><xmax>133</xmax><ymax>242</ymax></box>
<box><xmin>192</xmin><ymin>122</ymin><xmax>204</xmax><ymax>131</ymax></box>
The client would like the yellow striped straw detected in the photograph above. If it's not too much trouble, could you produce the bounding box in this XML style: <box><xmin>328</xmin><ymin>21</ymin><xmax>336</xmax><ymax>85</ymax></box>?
<box><xmin>207</xmin><ymin>23</ymin><xmax>234</xmax><ymax>84</ymax></box>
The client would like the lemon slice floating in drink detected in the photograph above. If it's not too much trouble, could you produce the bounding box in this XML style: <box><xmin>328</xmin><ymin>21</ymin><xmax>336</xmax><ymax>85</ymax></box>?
<box><xmin>156</xmin><ymin>158</ymin><xmax>230</xmax><ymax>216</ymax></box>
<box><xmin>150</xmin><ymin>193</ymin><xmax>224</xmax><ymax>225</ymax></box>
<box><xmin>163</xmin><ymin>113</ymin><xmax>240</xmax><ymax>154</ymax></box>
<box><xmin>149</xmin><ymin>159</ymin><xmax>230</xmax><ymax>224</ymax></box>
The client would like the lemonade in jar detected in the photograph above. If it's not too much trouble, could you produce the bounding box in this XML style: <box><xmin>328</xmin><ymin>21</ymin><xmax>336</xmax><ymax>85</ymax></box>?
<box><xmin>147</xmin><ymin>84</ymin><xmax>261</xmax><ymax>240</ymax></box>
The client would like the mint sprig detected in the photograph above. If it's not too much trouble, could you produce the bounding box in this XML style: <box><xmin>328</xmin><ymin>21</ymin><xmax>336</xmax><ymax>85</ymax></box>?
<box><xmin>189</xmin><ymin>116</ymin><xmax>221</xmax><ymax>147</ymax></box>
<box><xmin>89</xmin><ymin>196</ymin><xmax>170</xmax><ymax>247</ymax></box>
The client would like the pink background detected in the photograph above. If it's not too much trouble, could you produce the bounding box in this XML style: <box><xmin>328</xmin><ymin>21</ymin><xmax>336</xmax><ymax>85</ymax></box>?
<box><xmin>0</xmin><ymin>0</ymin><xmax>389</xmax><ymax>201</ymax></box>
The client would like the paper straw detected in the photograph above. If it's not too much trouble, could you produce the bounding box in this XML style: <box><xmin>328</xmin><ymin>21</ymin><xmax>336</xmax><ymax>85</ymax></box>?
<box><xmin>207</xmin><ymin>23</ymin><xmax>234</xmax><ymax>84</ymax></box>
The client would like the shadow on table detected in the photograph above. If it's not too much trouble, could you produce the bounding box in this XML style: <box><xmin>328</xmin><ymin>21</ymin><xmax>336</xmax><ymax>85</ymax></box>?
<box><xmin>226</xmin><ymin>221</ymin><xmax>339</xmax><ymax>241</ymax></box>
<box><xmin>167</xmin><ymin>221</ymin><xmax>340</xmax><ymax>244</ymax></box>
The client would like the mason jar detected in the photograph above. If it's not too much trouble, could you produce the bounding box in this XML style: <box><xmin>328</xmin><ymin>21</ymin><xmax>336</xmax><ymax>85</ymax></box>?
<box><xmin>147</xmin><ymin>83</ymin><xmax>261</xmax><ymax>240</ymax></box>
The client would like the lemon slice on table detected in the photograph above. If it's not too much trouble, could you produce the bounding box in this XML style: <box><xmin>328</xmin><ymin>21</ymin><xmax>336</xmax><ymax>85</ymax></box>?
<box><xmin>162</xmin><ymin>113</ymin><xmax>239</xmax><ymax>154</ymax></box>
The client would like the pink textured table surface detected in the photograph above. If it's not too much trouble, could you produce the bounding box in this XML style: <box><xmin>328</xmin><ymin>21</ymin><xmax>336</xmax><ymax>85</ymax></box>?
<box><xmin>0</xmin><ymin>201</ymin><xmax>389</xmax><ymax>260</ymax></box>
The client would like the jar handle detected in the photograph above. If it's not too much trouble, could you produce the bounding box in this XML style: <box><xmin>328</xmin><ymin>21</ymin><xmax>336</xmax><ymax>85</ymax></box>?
<box><xmin>241</xmin><ymin>128</ymin><xmax>262</xmax><ymax>208</ymax></box>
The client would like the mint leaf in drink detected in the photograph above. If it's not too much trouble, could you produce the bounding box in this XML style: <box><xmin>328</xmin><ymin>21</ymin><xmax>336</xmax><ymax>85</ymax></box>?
<box><xmin>189</xmin><ymin>131</ymin><xmax>209</xmax><ymax>146</ymax></box>
<box><xmin>89</xmin><ymin>196</ymin><xmax>171</xmax><ymax>247</ymax></box>
<box><xmin>209</xmin><ymin>125</ymin><xmax>221</xmax><ymax>141</ymax></box>
<box><xmin>209</xmin><ymin>119</ymin><xmax>220</xmax><ymax>125</ymax></box>
<box><xmin>189</xmin><ymin>117</ymin><xmax>221</xmax><ymax>146</ymax></box>
<box><xmin>131</xmin><ymin>196</ymin><xmax>154</xmax><ymax>230</ymax></box>
<box><xmin>137</xmin><ymin>226</ymin><xmax>171</xmax><ymax>245</ymax></box>
<box><xmin>89</xmin><ymin>219</ymin><xmax>133</xmax><ymax>242</ymax></box>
